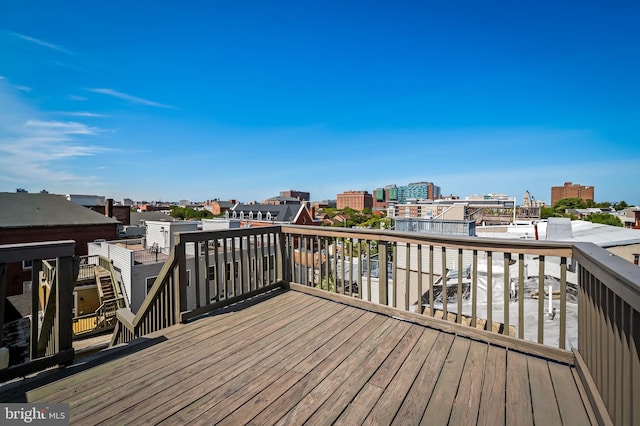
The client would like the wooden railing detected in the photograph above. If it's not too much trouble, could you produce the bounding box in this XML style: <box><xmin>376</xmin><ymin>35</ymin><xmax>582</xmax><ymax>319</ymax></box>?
<box><xmin>0</xmin><ymin>241</ymin><xmax>76</xmax><ymax>382</ymax></box>
<box><xmin>107</xmin><ymin>225</ymin><xmax>639</xmax><ymax>423</ymax></box>
<box><xmin>281</xmin><ymin>225</ymin><xmax>576</xmax><ymax>350</ymax></box>
<box><xmin>111</xmin><ymin>226</ymin><xmax>286</xmax><ymax>345</ymax></box>
<box><xmin>573</xmin><ymin>242</ymin><xmax>640</xmax><ymax>425</ymax></box>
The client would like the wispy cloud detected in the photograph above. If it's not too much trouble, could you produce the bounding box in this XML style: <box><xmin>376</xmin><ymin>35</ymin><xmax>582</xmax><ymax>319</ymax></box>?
<box><xmin>59</xmin><ymin>111</ymin><xmax>108</xmax><ymax>118</ymax></box>
<box><xmin>0</xmin><ymin>82</ymin><xmax>111</xmax><ymax>189</ymax></box>
<box><xmin>8</xmin><ymin>31</ymin><xmax>72</xmax><ymax>54</ymax></box>
<box><xmin>25</xmin><ymin>119</ymin><xmax>104</xmax><ymax>135</ymax></box>
<box><xmin>67</xmin><ymin>95</ymin><xmax>88</xmax><ymax>101</ymax></box>
<box><xmin>87</xmin><ymin>88</ymin><xmax>176</xmax><ymax>109</ymax></box>
<box><xmin>13</xmin><ymin>85</ymin><xmax>32</xmax><ymax>93</ymax></box>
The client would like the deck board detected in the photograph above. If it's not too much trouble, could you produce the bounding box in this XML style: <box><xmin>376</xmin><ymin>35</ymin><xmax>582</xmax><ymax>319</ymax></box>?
<box><xmin>1</xmin><ymin>288</ymin><xmax>597</xmax><ymax>425</ymax></box>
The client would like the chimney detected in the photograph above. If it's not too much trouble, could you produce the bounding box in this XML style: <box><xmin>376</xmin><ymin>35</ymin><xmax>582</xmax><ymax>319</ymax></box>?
<box><xmin>105</xmin><ymin>198</ymin><xmax>114</xmax><ymax>218</ymax></box>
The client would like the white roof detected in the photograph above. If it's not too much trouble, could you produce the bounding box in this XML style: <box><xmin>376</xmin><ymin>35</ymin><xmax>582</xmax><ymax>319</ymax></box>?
<box><xmin>478</xmin><ymin>220</ymin><xmax>640</xmax><ymax>248</ymax></box>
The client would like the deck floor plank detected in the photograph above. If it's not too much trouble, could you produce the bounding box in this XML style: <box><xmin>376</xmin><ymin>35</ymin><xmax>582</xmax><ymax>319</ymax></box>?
<box><xmin>506</xmin><ymin>350</ymin><xmax>534</xmax><ymax>426</ymax></box>
<box><xmin>217</xmin><ymin>311</ymin><xmax>382</xmax><ymax>426</ymax></box>
<box><xmin>68</xmin><ymin>296</ymin><xmax>330</xmax><ymax>418</ymax></box>
<box><xmin>390</xmin><ymin>332</ymin><xmax>455</xmax><ymax>425</ymax></box>
<box><xmin>86</xmin><ymin>298</ymin><xmax>344</xmax><ymax>425</ymax></box>
<box><xmin>448</xmin><ymin>340</ymin><xmax>489</xmax><ymax>425</ymax></box>
<box><xmin>273</xmin><ymin>319</ymin><xmax>411</xmax><ymax>425</ymax></box>
<box><xmin>476</xmin><ymin>345</ymin><xmax>506</xmax><ymax>426</ymax></box>
<box><xmin>420</xmin><ymin>336</ymin><xmax>471</xmax><ymax>425</ymax></box>
<box><xmin>2</xmin><ymin>289</ymin><xmax>596</xmax><ymax>426</ymax></box>
<box><xmin>548</xmin><ymin>361</ymin><xmax>592</xmax><ymax>425</ymax></box>
<box><xmin>246</xmin><ymin>314</ymin><xmax>391</xmax><ymax>426</ymax></box>
<box><xmin>26</xmin><ymin>289</ymin><xmax>306</xmax><ymax>403</ymax></box>
<box><xmin>158</xmin><ymin>303</ymin><xmax>367</xmax><ymax>425</ymax></box>
<box><xmin>362</xmin><ymin>327</ymin><xmax>440</xmax><ymax>425</ymax></box>
<box><xmin>528</xmin><ymin>356</ymin><xmax>563</xmax><ymax>425</ymax></box>
<box><xmin>309</xmin><ymin>325</ymin><xmax>428</xmax><ymax>426</ymax></box>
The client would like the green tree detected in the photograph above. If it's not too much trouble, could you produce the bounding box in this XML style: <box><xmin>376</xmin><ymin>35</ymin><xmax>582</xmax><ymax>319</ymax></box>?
<box><xmin>584</xmin><ymin>213</ymin><xmax>623</xmax><ymax>227</ymax></box>
<box><xmin>552</xmin><ymin>198</ymin><xmax>587</xmax><ymax>215</ymax></box>
<box><xmin>540</xmin><ymin>206</ymin><xmax>557</xmax><ymax>219</ymax></box>
<box><xmin>613</xmin><ymin>201</ymin><xmax>629</xmax><ymax>210</ymax></box>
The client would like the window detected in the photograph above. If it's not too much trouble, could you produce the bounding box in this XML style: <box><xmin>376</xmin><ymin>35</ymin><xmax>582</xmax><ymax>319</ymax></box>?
<box><xmin>146</xmin><ymin>276</ymin><xmax>158</xmax><ymax>294</ymax></box>
<box><xmin>22</xmin><ymin>260</ymin><xmax>33</xmax><ymax>270</ymax></box>
<box><xmin>208</xmin><ymin>265</ymin><xmax>216</xmax><ymax>281</ymax></box>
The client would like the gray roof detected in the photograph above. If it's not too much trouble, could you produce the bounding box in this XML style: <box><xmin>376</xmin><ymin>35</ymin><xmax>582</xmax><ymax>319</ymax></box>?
<box><xmin>263</xmin><ymin>195</ymin><xmax>301</xmax><ymax>204</ymax></box>
<box><xmin>230</xmin><ymin>203</ymin><xmax>301</xmax><ymax>223</ymax></box>
<box><xmin>0</xmin><ymin>193</ymin><xmax>120</xmax><ymax>228</ymax></box>
<box><xmin>130</xmin><ymin>211</ymin><xmax>174</xmax><ymax>224</ymax></box>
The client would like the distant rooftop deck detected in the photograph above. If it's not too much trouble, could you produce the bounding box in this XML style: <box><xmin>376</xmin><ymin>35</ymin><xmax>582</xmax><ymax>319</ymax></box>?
<box><xmin>1</xmin><ymin>288</ymin><xmax>596</xmax><ymax>425</ymax></box>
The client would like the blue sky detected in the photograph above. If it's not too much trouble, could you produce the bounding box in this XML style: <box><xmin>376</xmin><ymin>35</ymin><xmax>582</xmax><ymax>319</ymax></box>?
<box><xmin>1</xmin><ymin>1</ymin><xmax>638</xmax><ymax>205</ymax></box>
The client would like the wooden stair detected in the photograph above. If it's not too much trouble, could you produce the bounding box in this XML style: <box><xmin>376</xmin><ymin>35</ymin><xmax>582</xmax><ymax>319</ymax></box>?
<box><xmin>95</xmin><ymin>267</ymin><xmax>117</xmax><ymax>326</ymax></box>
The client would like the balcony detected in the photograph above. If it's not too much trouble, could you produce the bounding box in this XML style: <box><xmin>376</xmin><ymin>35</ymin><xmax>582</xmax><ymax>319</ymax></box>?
<box><xmin>1</xmin><ymin>225</ymin><xmax>638</xmax><ymax>424</ymax></box>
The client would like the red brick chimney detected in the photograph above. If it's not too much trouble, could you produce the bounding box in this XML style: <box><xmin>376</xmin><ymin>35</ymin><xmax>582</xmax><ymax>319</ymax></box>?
<box><xmin>105</xmin><ymin>198</ymin><xmax>114</xmax><ymax>218</ymax></box>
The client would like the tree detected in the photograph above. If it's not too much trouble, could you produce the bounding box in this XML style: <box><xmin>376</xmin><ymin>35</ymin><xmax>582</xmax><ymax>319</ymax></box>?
<box><xmin>584</xmin><ymin>213</ymin><xmax>623</xmax><ymax>227</ymax></box>
<box><xmin>540</xmin><ymin>206</ymin><xmax>557</xmax><ymax>219</ymax></box>
<box><xmin>613</xmin><ymin>201</ymin><xmax>629</xmax><ymax>210</ymax></box>
<box><xmin>552</xmin><ymin>198</ymin><xmax>587</xmax><ymax>214</ymax></box>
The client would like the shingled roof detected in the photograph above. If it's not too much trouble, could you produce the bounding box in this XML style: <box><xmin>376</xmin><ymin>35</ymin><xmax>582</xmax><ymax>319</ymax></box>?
<box><xmin>229</xmin><ymin>203</ymin><xmax>301</xmax><ymax>223</ymax></box>
<box><xmin>0</xmin><ymin>192</ymin><xmax>120</xmax><ymax>228</ymax></box>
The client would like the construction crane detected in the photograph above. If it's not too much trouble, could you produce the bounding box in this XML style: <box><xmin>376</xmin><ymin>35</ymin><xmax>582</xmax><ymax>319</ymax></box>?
<box><xmin>524</xmin><ymin>190</ymin><xmax>536</xmax><ymax>208</ymax></box>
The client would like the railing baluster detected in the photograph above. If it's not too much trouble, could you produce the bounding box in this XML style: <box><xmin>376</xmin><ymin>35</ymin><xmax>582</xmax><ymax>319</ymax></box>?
<box><xmin>194</xmin><ymin>242</ymin><xmax>201</xmax><ymax>309</ymax></box>
<box><xmin>30</xmin><ymin>259</ymin><xmax>41</xmax><ymax>360</ymax></box>
<box><xmin>537</xmin><ymin>255</ymin><xmax>545</xmax><ymax>344</ymax></box>
<box><xmin>487</xmin><ymin>251</ymin><xmax>492</xmax><ymax>331</ymax></box>
<box><xmin>357</xmin><ymin>238</ymin><xmax>362</xmax><ymax>299</ymax></box>
<box><xmin>417</xmin><ymin>244</ymin><xmax>423</xmax><ymax>314</ymax></box>
<box><xmin>503</xmin><ymin>253</ymin><xmax>510</xmax><ymax>335</ymax></box>
<box><xmin>518</xmin><ymin>253</ymin><xmax>525</xmax><ymax>339</ymax></box>
<box><xmin>457</xmin><ymin>248</ymin><xmax>463</xmax><ymax>324</ymax></box>
<box><xmin>429</xmin><ymin>245</ymin><xmax>434</xmax><ymax>317</ymax></box>
<box><xmin>367</xmin><ymin>240</ymin><xmax>372</xmax><ymax>302</ymax></box>
<box><xmin>405</xmin><ymin>243</ymin><xmax>411</xmax><ymax>311</ymax></box>
<box><xmin>560</xmin><ymin>257</ymin><xmax>567</xmax><ymax>349</ymax></box>
<box><xmin>389</xmin><ymin>243</ymin><xmax>395</xmax><ymax>308</ymax></box>
<box><xmin>471</xmin><ymin>250</ymin><xmax>477</xmax><ymax>328</ymax></box>
<box><xmin>441</xmin><ymin>246</ymin><xmax>447</xmax><ymax>321</ymax></box>
<box><xmin>204</xmin><ymin>239</ymin><xmax>210</xmax><ymax>304</ymax></box>
<box><xmin>349</xmin><ymin>238</ymin><xmax>354</xmax><ymax>297</ymax></box>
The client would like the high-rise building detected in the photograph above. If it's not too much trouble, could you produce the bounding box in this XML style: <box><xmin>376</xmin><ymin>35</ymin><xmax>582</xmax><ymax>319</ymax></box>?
<box><xmin>373</xmin><ymin>182</ymin><xmax>440</xmax><ymax>209</ymax></box>
<box><xmin>551</xmin><ymin>182</ymin><xmax>594</xmax><ymax>205</ymax></box>
<box><xmin>336</xmin><ymin>190</ymin><xmax>373</xmax><ymax>211</ymax></box>
<box><xmin>400</xmin><ymin>182</ymin><xmax>440</xmax><ymax>202</ymax></box>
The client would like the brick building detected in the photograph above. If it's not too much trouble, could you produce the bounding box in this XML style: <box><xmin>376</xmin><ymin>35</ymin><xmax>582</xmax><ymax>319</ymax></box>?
<box><xmin>0</xmin><ymin>192</ymin><xmax>120</xmax><ymax>296</ymax></box>
<box><xmin>336</xmin><ymin>191</ymin><xmax>373</xmax><ymax>211</ymax></box>
<box><xmin>551</xmin><ymin>182</ymin><xmax>595</xmax><ymax>205</ymax></box>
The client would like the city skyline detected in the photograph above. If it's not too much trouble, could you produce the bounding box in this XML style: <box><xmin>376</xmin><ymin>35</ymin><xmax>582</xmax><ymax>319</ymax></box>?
<box><xmin>1</xmin><ymin>1</ymin><xmax>639</xmax><ymax>205</ymax></box>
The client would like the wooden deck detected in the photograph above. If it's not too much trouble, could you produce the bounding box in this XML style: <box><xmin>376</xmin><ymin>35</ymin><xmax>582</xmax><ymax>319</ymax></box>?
<box><xmin>0</xmin><ymin>288</ymin><xmax>597</xmax><ymax>425</ymax></box>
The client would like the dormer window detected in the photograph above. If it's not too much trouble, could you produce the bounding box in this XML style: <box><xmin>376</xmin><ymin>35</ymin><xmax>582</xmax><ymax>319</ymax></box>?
<box><xmin>232</xmin><ymin>211</ymin><xmax>237</xmax><ymax>219</ymax></box>
<box><xmin>249</xmin><ymin>211</ymin><xmax>253</xmax><ymax>219</ymax></box>
<box><xmin>266</xmin><ymin>212</ymin><xmax>272</xmax><ymax>220</ymax></box>
<box><xmin>240</xmin><ymin>211</ymin><xmax>244</xmax><ymax>219</ymax></box>
<box><xmin>257</xmin><ymin>211</ymin><xmax>263</xmax><ymax>220</ymax></box>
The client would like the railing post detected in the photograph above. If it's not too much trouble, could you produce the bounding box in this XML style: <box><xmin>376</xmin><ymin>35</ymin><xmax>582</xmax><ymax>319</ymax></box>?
<box><xmin>0</xmin><ymin>263</ymin><xmax>6</xmax><ymax>347</ymax></box>
<box><xmin>56</xmin><ymin>255</ymin><xmax>74</xmax><ymax>355</ymax></box>
<box><xmin>30</xmin><ymin>260</ymin><xmax>41</xmax><ymax>360</ymax></box>
<box><xmin>379</xmin><ymin>241</ymin><xmax>388</xmax><ymax>306</ymax></box>
<box><xmin>174</xmin><ymin>238</ymin><xmax>188</xmax><ymax>323</ymax></box>
<box><xmin>277</xmin><ymin>229</ymin><xmax>287</xmax><ymax>282</ymax></box>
